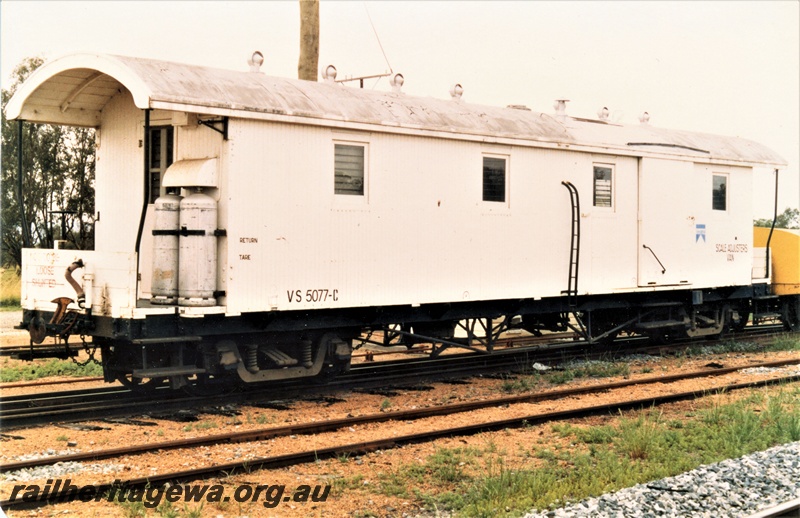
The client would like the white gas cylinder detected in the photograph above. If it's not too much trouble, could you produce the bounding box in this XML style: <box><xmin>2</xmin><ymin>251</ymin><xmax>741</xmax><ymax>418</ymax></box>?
<box><xmin>151</xmin><ymin>192</ymin><xmax>182</xmax><ymax>304</ymax></box>
<box><xmin>178</xmin><ymin>189</ymin><xmax>217</xmax><ymax>306</ymax></box>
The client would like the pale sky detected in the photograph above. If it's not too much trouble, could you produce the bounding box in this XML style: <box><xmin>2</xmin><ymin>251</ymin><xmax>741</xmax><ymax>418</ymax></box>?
<box><xmin>1</xmin><ymin>0</ymin><xmax>798</xmax><ymax>217</ymax></box>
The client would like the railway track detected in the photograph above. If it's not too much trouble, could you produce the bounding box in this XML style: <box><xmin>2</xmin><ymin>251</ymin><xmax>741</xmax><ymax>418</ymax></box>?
<box><xmin>0</xmin><ymin>344</ymin><xmax>79</xmax><ymax>360</ymax></box>
<box><xmin>1</xmin><ymin>357</ymin><xmax>797</xmax><ymax>474</ymax></box>
<box><xmin>0</xmin><ymin>324</ymin><xmax>785</xmax><ymax>391</ymax></box>
<box><xmin>1</xmin><ymin>328</ymin><xmax>794</xmax><ymax>429</ymax></box>
<box><xmin>2</xmin><ymin>366</ymin><xmax>798</xmax><ymax>509</ymax></box>
<box><xmin>0</xmin><ymin>345</ymin><xmax>439</xmax><ymax>390</ymax></box>
<box><xmin>0</xmin><ymin>343</ymin><xmax>548</xmax><ymax>429</ymax></box>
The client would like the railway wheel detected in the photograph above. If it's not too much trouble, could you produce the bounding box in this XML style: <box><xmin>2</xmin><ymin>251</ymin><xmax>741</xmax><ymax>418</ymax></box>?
<box><xmin>319</xmin><ymin>333</ymin><xmax>352</xmax><ymax>380</ymax></box>
<box><xmin>783</xmin><ymin>296</ymin><xmax>800</xmax><ymax>332</ymax></box>
<box><xmin>730</xmin><ymin>302</ymin><xmax>751</xmax><ymax>333</ymax></box>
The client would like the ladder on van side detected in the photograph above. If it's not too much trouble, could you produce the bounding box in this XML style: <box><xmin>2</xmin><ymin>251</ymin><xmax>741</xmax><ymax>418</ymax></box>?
<box><xmin>561</xmin><ymin>181</ymin><xmax>580</xmax><ymax>309</ymax></box>
<box><xmin>561</xmin><ymin>181</ymin><xmax>589</xmax><ymax>339</ymax></box>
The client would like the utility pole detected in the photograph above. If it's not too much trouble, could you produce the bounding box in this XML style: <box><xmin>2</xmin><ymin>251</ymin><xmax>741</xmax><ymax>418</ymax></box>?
<box><xmin>298</xmin><ymin>0</ymin><xmax>320</xmax><ymax>81</ymax></box>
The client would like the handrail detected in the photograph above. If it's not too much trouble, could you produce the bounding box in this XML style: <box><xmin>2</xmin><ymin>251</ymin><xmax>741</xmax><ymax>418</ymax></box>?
<box><xmin>764</xmin><ymin>168</ymin><xmax>779</xmax><ymax>282</ymax></box>
<box><xmin>561</xmin><ymin>181</ymin><xmax>580</xmax><ymax>306</ymax></box>
<box><xmin>642</xmin><ymin>244</ymin><xmax>666</xmax><ymax>274</ymax></box>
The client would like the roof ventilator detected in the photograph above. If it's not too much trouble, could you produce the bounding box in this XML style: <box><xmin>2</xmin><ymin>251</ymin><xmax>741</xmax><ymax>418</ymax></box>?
<box><xmin>322</xmin><ymin>65</ymin><xmax>337</xmax><ymax>83</ymax></box>
<box><xmin>639</xmin><ymin>111</ymin><xmax>651</xmax><ymax>125</ymax></box>
<box><xmin>248</xmin><ymin>51</ymin><xmax>264</xmax><ymax>73</ymax></box>
<box><xmin>450</xmin><ymin>83</ymin><xmax>464</xmax><ymax>101</ymax></box>
<box><xmin>597</xmin><ymin>106</ymin><xmax>610</xmax><ymax>121</ymax></box>
<box><xmin>390</xmin><ymin>73</ymin><xmax>405</xmax><ymax>93</ymax></box>
<box><xmin>553</xmin><ymin>99</ymin><xmax>569</xmax><ymax>122</ymax></box>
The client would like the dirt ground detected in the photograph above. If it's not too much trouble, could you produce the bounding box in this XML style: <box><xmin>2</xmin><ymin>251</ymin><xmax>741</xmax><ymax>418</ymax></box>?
<box><xmin>1</xmin><ymin>326</ymin><xmax>798</xmax><ymax>517</ymax></box>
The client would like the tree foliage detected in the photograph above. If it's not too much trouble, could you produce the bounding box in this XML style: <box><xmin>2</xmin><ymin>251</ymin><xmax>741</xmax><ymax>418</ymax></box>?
<box><xmin>1</xmin><ymin>57</ymin><xmax>96</xmax><ymax>267</ymax></box>
<box><xmin>754</xmin><ymin>208</ymin><xmax>800</xmax><ymax>230</ymax></box>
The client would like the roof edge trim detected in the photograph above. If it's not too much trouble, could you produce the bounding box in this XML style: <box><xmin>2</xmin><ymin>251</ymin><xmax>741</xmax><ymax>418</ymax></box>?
<box><xmin>6</xmin><ymin>53</ymin><xmax>153</xmax><ymax>121</ymax></box>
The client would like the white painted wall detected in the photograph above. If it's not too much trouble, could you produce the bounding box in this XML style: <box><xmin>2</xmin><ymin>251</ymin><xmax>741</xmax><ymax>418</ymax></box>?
<box><xmin>638</xmin><ymin>158</ymin><xmax>753</xmax><ymax>288</ymax></box>
<box><xmin>95</xmin><ymin>90</ymin><xmax>142</xmax><ymax>255</ymax></box>
<box><xmin>224</xmin><ymin>120</ymin><xmax>657</xmax><ymax>314</ymax></box>
<box><xmin>84</xmin><ymin>98</ymin><xmax>758</xmax><ymax>317</ymax></box>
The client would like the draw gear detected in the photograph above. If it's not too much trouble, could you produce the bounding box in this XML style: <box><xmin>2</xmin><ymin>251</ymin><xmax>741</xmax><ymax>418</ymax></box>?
<box><xmin>65</xmin><ymin>259</ymin><xmax>85</xmax><ymax>308</ymax></box>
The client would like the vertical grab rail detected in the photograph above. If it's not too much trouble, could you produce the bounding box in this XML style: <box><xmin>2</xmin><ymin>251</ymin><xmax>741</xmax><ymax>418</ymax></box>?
<box><xmin>561</xmin><ymin>181</ymin><xmax>590</xmax><ymax>341</ymax></box>
<box><xmin>561</xmin><ymin>181</ymin><xmax>580</xmax><ymax>308</ymax></box>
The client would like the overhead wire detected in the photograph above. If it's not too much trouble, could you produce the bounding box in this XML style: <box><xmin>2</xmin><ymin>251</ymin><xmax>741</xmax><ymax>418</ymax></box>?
<box><xmin>363</xmin><ymin>2</ymin><xmax>392</xmax><ymax>88</ymax></box>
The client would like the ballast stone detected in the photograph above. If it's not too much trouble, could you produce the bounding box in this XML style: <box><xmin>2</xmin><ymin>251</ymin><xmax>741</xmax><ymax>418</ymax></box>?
<box><xmin>524</xmin><ymin>441</ymin><xmax>800</xmax><ymax>518</ymax></box>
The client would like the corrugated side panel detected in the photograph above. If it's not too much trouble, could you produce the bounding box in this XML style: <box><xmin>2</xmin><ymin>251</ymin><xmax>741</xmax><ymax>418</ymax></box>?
<box><xmin>175</xmin><ymin>120</ymin><xmax>223</xmax><ymax>162</ymax></box>
<box><xmin>689</xmin><ymin>162</ymin><xmax>754</xmax><ymax>289</ymax></box>
<box><xmin>223</xmin><ymin>120</ymin><xmax>762</xmax><ymax>316</ymax></box>
<box><xmin>95</xmin><ymin>91</ymin><xmax>143</xmax><ymax>255</ymax></box>
<box><xmin>638</xmin><ymin>159</ymin><xmax>753</xmax><ymax>288</ymax></box>
<box><xmin>543</xmin><ymin>150</ymin><xmax>641</xmax><ymax>295</ymax></box>
<box><xmin>224</xmin><ymin>120</ymin><xmax>608</xmax><ymax>314</ymax></box>
<box><xmin>225</xmin><ymin>119</ymin><xmax>282</xmax><ymax>314</ymax></box>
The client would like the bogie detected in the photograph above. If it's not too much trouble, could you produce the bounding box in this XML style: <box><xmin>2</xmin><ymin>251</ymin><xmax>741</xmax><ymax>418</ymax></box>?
<box><xmin>783</xmin><ymin>296</ymin><xmax>800</xmax><ymax>332</ymax></box>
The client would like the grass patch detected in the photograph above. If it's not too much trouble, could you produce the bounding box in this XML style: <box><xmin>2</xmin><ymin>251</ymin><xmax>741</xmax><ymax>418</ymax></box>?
<box><xmin>682</xmin><ymin>334</ymin><xmax>800</xmax><ymax>356</ymax></box>
<box><xmin>114</xmin><ymin>485</ymin><xmax>204</xmax><ymax>517</ymax></box>
<box><xmin>404</xmin><ymin>386</ymin><xmax>800</xmax><ymax>517</ymax></box>
<box><xmin>500</xmin><ymin>373</ymin><xmax>541</xmax><ymax>393</ymax></box>
<box><xmin>377</xmin><ymin>447</ymin><xmax>480</xmax><ymax>502</ymax></box>
<box><xmin>1</xmin><ymin>267</ymin><xmax>21</xmax><ymax>309</ymax></box>
<box><xmin>0</xmin><ymin>358</ymin><xmax>103</xmax><ymax>382</ymax></box>
<box><xmin>764</xmin><ymin>333</ymin><xmax>800</xmax><ymax>352</ymax></box>
<box><xmin>574</xmin><ymin>425</ymin><xmax>617</xmax><ymax>445</ymax></box>
<box><xmin>182</xmin><ymin>421</ymin><xmax>218</xmax><ymax>432</ymax></box>
<box><xmin>548</xmin><ymin>361</ymin><xmax>630</xmax><ymax>385</ymax></box>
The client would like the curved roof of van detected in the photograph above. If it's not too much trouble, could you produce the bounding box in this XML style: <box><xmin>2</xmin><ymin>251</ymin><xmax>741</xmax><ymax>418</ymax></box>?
<box><xmin>7</xmin><ymin>53</ymin><xmax>786</xmax><ymax>166</ymax></box>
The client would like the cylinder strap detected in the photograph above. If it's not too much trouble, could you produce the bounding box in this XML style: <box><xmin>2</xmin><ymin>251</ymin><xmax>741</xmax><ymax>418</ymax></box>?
<box><xmin>153</xmin><ymin>228</ymin><xmax>227</xmax><ymax>236</ymax></box>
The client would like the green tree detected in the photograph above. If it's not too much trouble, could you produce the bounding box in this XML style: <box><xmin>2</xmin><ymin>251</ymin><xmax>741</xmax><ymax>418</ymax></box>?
<box><xmin>754</xmin><ymin>208</ymin><xmax>800</xmax><ymax>230</ymax></box>
<box><xmin>1</xmin><ymin>57</ymin><xmax>96</xmax><ymax>267</ymax></box>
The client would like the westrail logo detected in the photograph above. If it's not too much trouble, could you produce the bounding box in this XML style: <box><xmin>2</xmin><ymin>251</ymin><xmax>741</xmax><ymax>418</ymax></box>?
<box><xmin>696</xmin><ymin>224</ymin><xmax>706</xmax><ymax>243</ymax></box>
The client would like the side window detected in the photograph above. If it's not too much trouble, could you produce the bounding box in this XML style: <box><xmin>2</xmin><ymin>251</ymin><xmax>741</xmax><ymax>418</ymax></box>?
<box><xmin>148</xmin><ymin>126</ymin><xmax>174</xmax><ymax>203</ymax></box>
<box><xmin>712</xmin><ymin>174</ymin><xmax>727</xmax><ymax>211</ymax></box>
<box><xmin>482</xmin><ymin>156</ymin><xmax>506</xmax><ymax>203</ymax></box>
<box><xmin>593</xmin><ymin>165</ymin><xmax>613</xmax><ymax>208</ymax></box>
<box><xmin>334</xmin><ymin>143</ymin><xmax>366</xmax><ymax>196</ymax></box>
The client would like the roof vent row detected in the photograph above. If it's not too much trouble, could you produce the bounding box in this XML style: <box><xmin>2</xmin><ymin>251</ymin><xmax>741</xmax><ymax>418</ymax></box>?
<box><xmin>249</xmin><ymin>51</ymin><xmax>652</xmax><ymax>122</ymax></box>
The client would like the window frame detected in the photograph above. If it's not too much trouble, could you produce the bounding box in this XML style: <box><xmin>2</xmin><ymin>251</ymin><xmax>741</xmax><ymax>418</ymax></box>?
<box><xmin>712</xmin><ymin>173</ymin><xmax>728</xmax><ymax>212</ymax></box>
<box><xmin>592</xmin><ymin>163</ymin><xmax>614</xmax><ymax>209</ymax></box>
<box><xmin>482</xmin><ymin>154</ymin><xmax>509</xmax><ymax>205</ymax></box>
<box><xmin>148</xmin><ymin>125</ymin><xmax>174</xmax><ymax>203</ymax></box>
<box><xmin>333</xmin><ymin>141</ymin><xmax>369</xmax><ymax>200</ymax></box>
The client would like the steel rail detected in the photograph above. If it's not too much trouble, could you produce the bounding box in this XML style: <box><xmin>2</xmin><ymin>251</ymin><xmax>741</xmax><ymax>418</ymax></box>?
<box><xmin>0</xmin><ymin>348</ymin><xmax>527</xmax><ymax>429</ymax></box>
<box><xmin>0</xmin><ymin>376</ymin><xmax>102</xmax><ymax>389</ymax></box>
<box><xmin>0</xmin><ymin>324</ymin><xmax>787</xmax><ymax>390</ymax></box>
<box><xmin>2</xmin><ymin>372</ymin><xmax>798</xmax><ymax>509</ymax></box>
<box><xmin>1</xmin><ymin>357</ymin><xmax>797</xmax><ymax>474</ymax></box>
<box><xmin>744</xmin><ymin>498</ymin><xmax>800</xmax><ymax>518</ymax></box>
<box><xmin>0</xmin><ymin>329</ymin><xmax>794</xmax><ymax>429</ymax></box>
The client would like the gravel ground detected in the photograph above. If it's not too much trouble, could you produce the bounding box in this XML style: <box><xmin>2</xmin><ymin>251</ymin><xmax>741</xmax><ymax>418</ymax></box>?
<box><xmin>523</xmin><ymin>441</ymin><xmax>800</xmax><ymax>518</ymax></box>
<box><xmin>1</xmin><ymin>328</ymin><xmax>798</xmax><ymax>517</ymax></box>
<box><xmin>0</xmin><ymin>310</ymin><xmax>22</xmax><ymax>335</ymax></box>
